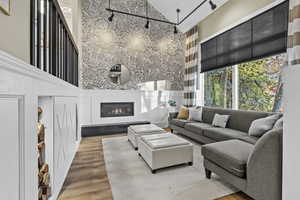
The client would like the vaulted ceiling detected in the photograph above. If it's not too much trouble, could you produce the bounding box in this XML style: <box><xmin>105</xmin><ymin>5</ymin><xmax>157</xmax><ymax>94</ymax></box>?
<box><xmin>148</xmin><ymin>0</ymin><xmax>230</xmax><ymax>33</ymax></box>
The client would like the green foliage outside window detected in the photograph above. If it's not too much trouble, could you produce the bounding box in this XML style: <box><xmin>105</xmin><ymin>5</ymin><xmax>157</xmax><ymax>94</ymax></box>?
<box><xmin>204</xmin><ymin>54</ymin><xmax>285</xmax><ymax>112</ymax></box>
<box><xmin>204</xmin><ymin>67</ymin><xmax>233</xmax><ymax>109</ymax></box>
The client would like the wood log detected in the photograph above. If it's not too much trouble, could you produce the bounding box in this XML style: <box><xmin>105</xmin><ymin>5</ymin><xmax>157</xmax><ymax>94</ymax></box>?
<box><xmin>40</xmin><ymin>164</ymin><xmax>49</xmax><ymax>173</ymax></box>
<box><xmin>42</xmin><ymin>172</ymin><xmax>50</xmax><ymax>186</ymax></box>
<box><xmin>37</xmin><ymin>141</ymin><xmax>45</xmax><ymax>152</ymax></box>
<box><xmin>38</xmin><ymin>155</ymin><xmax>43</xmax><ymax>168</ymax></box>
<box><xmin>37</xmin><ymin>123</ymin><xmax>45</xmax><ymax>142</ymax></box>
<box><xmin>38</xmin><ymin>187</ymin><xmax>43</xmax><ymax>199</ymax></box>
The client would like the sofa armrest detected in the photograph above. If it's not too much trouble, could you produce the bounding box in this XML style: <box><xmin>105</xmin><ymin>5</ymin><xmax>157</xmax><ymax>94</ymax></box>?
<box><xmin>168</xmin><ymin>112</ymin><xmax>178</xmax><ymax>121</ymax></box>
<box><xmin>246</xmin><ymin>128</ymin><xmax>283</xmax><ymax>200</ymax></box>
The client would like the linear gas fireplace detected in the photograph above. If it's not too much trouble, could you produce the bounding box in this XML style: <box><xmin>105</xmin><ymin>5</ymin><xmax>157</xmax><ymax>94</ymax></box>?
<box><xmin>101</xmin><ymin>102</ymin><xmax>134</xmax><ymax>118</ymax></box>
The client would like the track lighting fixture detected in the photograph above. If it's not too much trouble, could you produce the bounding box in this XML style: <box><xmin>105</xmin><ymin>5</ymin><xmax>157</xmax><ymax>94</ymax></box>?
<box><xmin>108</xmin><ymin>12</ymin><xmax>114</xmax><ymax>22</ymax></box>
<box><xmin>174</xmin><ymin>26</ymin><xmax>178</xmax><ymax>34</ymax></box>
<box><xmin>145</xmin><ymin>20</ymin><xmax>150</xmax><ymax>29</ymax></box>
<box><xmin>209</xmin><ymin>0</ymin><xmax>217</xmax><ymax>10</ymax></box>
<box><xmin>106</xmin><ymin>0</ymin><xmax>218</xmax><ymax>33</ymax></box>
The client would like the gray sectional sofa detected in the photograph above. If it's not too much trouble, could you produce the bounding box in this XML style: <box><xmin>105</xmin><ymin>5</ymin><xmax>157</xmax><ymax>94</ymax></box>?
<box><xmin>169</xmin><ymin>106</ymin><xmax>283</xmax><ymax>200</ymax></box>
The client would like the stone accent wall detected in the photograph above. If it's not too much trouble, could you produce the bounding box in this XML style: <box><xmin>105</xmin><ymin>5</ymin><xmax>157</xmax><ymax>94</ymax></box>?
<box><xmin>81</xmin><ymin>0</ymin><xmax>185</xmax><ymax>90</ymax></box>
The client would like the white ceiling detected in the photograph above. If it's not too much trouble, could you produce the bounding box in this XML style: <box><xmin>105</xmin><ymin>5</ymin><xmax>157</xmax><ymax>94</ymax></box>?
<box><xmin>148</xmin><ymin>0</ymin><xmax>230</xmax><ymax>33</ymax></box>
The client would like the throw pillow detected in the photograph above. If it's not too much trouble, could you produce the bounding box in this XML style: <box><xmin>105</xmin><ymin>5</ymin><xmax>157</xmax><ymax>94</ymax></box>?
<box><xmin>212</xmin><ymin>114</ymin><xmax>230</xmax><ymax>128</ymax></box>
<box><xmin>248</xmin><ymin>114</ymin><xmax>282</xmax><ymax>137</ymax></box>
<box><xmin>188</xmin><ymin>108</ymin><xmax>203</xmax><ymax>122</ymax></box>
<box><xmin>273</xmin><ymin>117</ymin><xmax>283</xmax><ymax>129</ymax></box>
<box><xmin>177</xmin><ymin>106</ymin><xmax>189</xmax><ymax>120</ymax></box>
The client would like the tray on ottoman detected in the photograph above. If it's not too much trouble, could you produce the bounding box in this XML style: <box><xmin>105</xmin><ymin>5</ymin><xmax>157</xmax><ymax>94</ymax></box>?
<box><xmin>138</xmin><ymin>133</ymin><xmax>193</xmax><ymax>173</ymax></box>
<box><xmin>128</xmin><ymin>124</ymin><xmax>167</xmax><ymax>150</ymax></box>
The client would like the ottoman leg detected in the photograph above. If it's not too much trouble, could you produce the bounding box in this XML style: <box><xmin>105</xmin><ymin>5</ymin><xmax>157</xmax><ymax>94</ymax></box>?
<box><xmin>135</xmin><ymin>147</ymin><xmax>138</xmax><ymax>151</ymax></box>
<box><xmin>152</xmin><ymin>169</ymin><xmax>156</xmax><ymax>174</ymax></box>
<box><xmin>188</xmin><ymin>162</ymin><xmax>193</xmax><ymax>166</ymax></box>
<box><xmin>205</xmin><ymin>169</ymin><xmax>212</xmax><ymax>179</ymax></box>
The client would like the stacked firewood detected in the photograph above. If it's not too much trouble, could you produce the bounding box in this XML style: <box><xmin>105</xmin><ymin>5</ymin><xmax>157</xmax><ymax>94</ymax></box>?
<box><xmin>38</xmin><ymin>107</ymin><xmax>51</xmax><ymax>200</ymax></box>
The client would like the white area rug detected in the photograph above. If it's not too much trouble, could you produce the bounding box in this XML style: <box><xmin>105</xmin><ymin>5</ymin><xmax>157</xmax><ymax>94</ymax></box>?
<box><xmin>102</xmin><ymin>136</ymin><xmax>237</xmax><ymax>200</ymax></box>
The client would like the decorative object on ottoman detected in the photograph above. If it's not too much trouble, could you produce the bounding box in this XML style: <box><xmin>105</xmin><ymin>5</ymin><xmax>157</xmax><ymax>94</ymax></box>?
<box><xmin>128</xmin><ymin>124</ymin><xmax>167</xmax><ymax>150</ymax></box>
<box><xmin>177</xmin><ymin>106</ymin><xmax>189</xmax><ymax>119</ymax></box>
<box><xmin>138</xmin><ymin>133</ymin><xmax>193</xmax><ymax>173</ymax></box>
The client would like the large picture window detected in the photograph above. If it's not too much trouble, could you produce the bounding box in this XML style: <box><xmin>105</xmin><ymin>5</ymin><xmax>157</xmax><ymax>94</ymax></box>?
<box><xmin>204</xmin><ymin>67</ymin><xmax>233</xmax><ymax>109</ymax></box>
<box><xmin>202</xmin><ymin>53</ymin><xmax>285</xmax><ymax>112</ymax></box>
<box><xmin>238</xmin><ymin>54</ymin><xmax>285</xmax><ymax>112</ymax></box>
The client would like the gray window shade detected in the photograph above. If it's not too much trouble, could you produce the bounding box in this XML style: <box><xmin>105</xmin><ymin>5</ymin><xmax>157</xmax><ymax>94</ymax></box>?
<box><xmin>201</xmin><ymin>1</ymin><xmax>289</xmax><ymax>73</ymax></box>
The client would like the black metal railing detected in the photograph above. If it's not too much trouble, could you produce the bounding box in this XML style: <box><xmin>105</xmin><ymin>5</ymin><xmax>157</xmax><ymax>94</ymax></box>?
<box><xmin>30</xmin><ymin>0</ymin><xmax>78</xmax><ymax>86</ymax></box>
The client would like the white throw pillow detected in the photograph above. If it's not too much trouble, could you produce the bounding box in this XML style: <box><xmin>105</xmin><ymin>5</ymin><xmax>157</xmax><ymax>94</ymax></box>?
<box><xmin>248</xmin><ymin>114</ymin><xmax>282</xmax><ymax>137</ymax></box>
<box><xmin>188</xmin><ymin>108</ymin><xmax>203</xmax><ymax>122</ymax></box>
<box><xmin>273</xmin><ymin>117</ymin><xmax>283</xmax><ymax>129</ymax></box>
<box><xmin>212</xmin><ymin>114</ymin><xmax>230</xmax><ymax>128</ymax></box>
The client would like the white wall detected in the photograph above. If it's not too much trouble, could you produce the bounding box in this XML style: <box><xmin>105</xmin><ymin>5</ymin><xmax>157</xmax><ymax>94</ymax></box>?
<box><xmin>80</xmin><ymin>89</ymin><xmax>184</xmax><ymax>127</ymax></box>
<box><xmin>0</xmin><ymin>0</ymin><xmax>30</xmax><ymax>63</ymax></box>
<box><xmin>0</xmin><ymin>50</ymin><xmax>80</xmax><ymax>200</ymax></box>
<box><xmin>282</xmin><ymin>67</ymin><xmax>300</xmax><ymax>200</ymax></box>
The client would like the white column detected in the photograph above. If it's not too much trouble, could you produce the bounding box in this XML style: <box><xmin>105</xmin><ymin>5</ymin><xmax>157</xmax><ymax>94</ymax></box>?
<box><xmin>283</xmin><ymin>66</ymin><xmax>300</xmax><ymax>200</ymax></box>
<box><xmin>197</xmin><ymin>73</ymin><xmax>205</xmax><ymax>106</ymax></box>
<box><xmin>232</xmin><ymin>65</ymin><xmax>239</xmax><ymax>110</ymax></box>
<box><xmin>197</xmin><ymin>44</ymin><xmax>205</xmax><ymax>106</ymax></box>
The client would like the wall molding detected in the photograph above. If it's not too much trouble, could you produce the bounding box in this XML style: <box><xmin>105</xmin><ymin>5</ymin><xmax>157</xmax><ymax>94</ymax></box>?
<box><xmin>0</xmin><ymin>50</ymin><xmax>78</xmax><ymax>90</ymax></box>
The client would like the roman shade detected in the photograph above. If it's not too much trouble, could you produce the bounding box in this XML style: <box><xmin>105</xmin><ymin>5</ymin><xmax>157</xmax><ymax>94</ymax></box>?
<box><xmin>201</xmin><ymin>1</ymin><xmax>289</xmax><ymax>73</ymax></box>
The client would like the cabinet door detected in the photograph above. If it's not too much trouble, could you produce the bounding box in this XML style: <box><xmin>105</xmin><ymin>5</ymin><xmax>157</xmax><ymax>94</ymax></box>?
<box><xmin>0</xmin><ymin>97</ymin><xmax>20</xmax><ymax>200</ymax></box>
<box><xmin>53</xmin><ymin>97</ymin><xmax>77</xmax><ymax>196</ymax></box>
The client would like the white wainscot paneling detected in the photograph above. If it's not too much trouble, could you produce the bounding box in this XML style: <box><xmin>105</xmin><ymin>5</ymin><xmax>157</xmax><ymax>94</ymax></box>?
<box><xmin>53</xmin><ymin>97</ymin><xmax>78</xmax><ymax>200</ymax></box>
<box><xmin>0</xmin><ymin>97</ymin><xmax>21</xmax><ymax>200</ymax></box>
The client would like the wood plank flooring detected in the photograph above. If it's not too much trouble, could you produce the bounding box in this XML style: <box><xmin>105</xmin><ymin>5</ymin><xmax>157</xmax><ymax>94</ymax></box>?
<box><xmin>58</xmin><ymin>135</ymin><xmax>252</xmax><ymax>200</ymax></box>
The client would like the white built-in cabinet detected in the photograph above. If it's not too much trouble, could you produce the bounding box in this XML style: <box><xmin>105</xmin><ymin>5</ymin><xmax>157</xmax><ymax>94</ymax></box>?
<box><xmin>0</xmin><ymin>96</ymin><xmax>23</xmax><ymax>200</ymax></box>
<box><xmin>38</xmin><ymin>96</ymin><xmax>78</xmax><ymax>200</ymax></box>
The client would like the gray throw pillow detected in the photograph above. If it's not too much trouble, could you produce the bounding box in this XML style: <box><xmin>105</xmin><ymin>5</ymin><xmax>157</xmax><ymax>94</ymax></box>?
<box><xmin>188</xmin><ymin>108</ymin><xmax>202</xmax><ymax>122</ymax></box>
<box><xmin>212</xmin><ymin>114</ymin><xmax>230</xmax><ymax>128</ymax></box>
<box><xmin>273</xmin><ymin>117</ymin><xmax>283</xmax><ymax>129</ymax></box>
<box><xmin>249</xmin><ymin>114</ymin><xmax>282</xmax><ymax>137</ymax></box>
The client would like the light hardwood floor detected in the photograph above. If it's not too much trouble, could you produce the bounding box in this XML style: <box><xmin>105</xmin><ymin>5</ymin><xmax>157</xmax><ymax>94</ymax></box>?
<box><xmin>58</xmin><ymin>135</ymin><xmax>252</xmax><ymax>200</ymax></box>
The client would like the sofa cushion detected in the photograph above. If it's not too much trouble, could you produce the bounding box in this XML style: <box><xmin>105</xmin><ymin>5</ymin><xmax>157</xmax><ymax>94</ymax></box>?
<box><xmin>202</xmin><ymin>140</ymin><xmax>254</xmax><ymax>178</ymax></box>
<box><xmin>203</xmin><ymin>128</ymin><xmax>248</xmax><ymax>142</ymax></box>
<box><xmin>201</xmin><ymin>107</ymin><xmax>271</xmax><ymax>132</ymax></box>
<box><xmin>212</xmin><ymin>114</ymin><xmax>230</xmax><ymax>128</ymax></box>
<box><xmin>177</xmin><ymin>106</ymin><xmax>189</xmax><ymax>119</ymax></box>
<box><xmin>239</xmin><ymin>136</ymin><xmax>258</xmax><ymax>145</ymax></box>
<box><xmin>184</xmin><ymin>122</ymin><xmax>213</xmax><ymax>134</ymax></box>
<box><xmin>170</xmin><ymin>119</ymin><xmax>192</xmax><ymax>128</ymax></box>
<box><xmin>248</xmin><ymin>114</ymin><xmax>282</xmax><ymax>137</ymax></box>
<box><xmin>273</xmin><ymin>117</ymin><xmax>283</xmax><ymax>129</ymax></box>
<box><xmin>188</xmin><ymin>108</ymin><xmax>203</xmax><ymax>122</ymax></box>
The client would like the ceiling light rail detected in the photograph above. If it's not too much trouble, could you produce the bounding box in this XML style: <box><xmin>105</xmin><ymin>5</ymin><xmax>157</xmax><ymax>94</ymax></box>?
<box><xmin>106</xmin><ymin>0</ymin><xmax>217</xmax><ymax>33</ymax></box>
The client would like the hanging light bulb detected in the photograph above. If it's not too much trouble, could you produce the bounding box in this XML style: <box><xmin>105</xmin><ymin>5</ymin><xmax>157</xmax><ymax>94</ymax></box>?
<box><xmin>174</xmin><ymin>26</ymin><xmax>178</xmax><ymax>34</ymax></box>
<box><xmin>209</xmin><ymin>0</ymin><xmax>217</xmax><ymax>10</ymax></box>
<box><xmin>108</xmin><ymin>12</ymin><xmax>114</xmax><ymax>22</ymax></box>
<box><xmin>145</xmin><ymin>20</ymin><xmax>150</xmax><ymax>29</ymax></box>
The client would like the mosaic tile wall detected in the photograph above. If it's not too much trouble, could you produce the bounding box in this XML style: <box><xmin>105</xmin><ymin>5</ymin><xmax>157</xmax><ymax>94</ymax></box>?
<box><xmin>81</xmin><ymin>0</ymin><xmax>185</xmax><ymax>90</ymax></box>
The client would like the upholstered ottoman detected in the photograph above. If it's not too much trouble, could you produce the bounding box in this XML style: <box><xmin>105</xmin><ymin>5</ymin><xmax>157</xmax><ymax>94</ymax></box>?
<box><xmin>128</xmin><ymin>124</ymin><xmax>166</xmax><ymax>150</ymax></box>
<box><xmin>138</xmin><ymin>133</ymin><xmax>193</xmax><ymax>173</ymax></box>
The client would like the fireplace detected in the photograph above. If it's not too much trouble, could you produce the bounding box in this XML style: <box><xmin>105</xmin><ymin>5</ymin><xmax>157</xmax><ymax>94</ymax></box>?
<box><xmin>101</xmin><ymin>102</ymin><xmax>134</xmax><ymax>118</ymax></box>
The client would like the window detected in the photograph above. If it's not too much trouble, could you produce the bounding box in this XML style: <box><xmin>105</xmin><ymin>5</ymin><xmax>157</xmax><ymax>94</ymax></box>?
<box><xmin>204</xmin><ymin>67</ymin><xmax>233</xmax><ymax>109</ymax></box>
<box><xmin>238</xmin><ymin>54</ymin><xmax>285</xmax><ymax>112</ymax></box>
<box><xmin>201</xmin><ymin>53</ymin><xmax>285</xmax><ymax>112</ymax></box>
